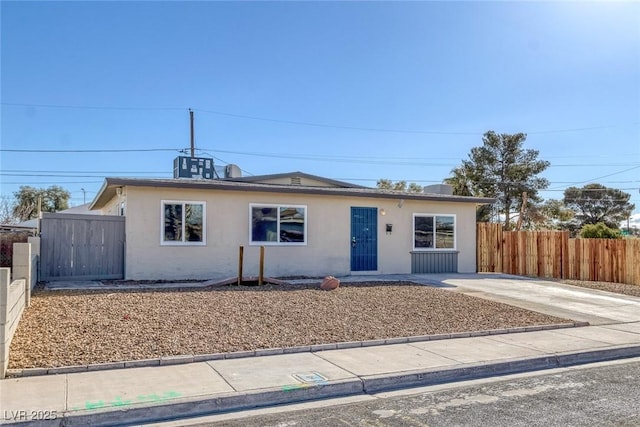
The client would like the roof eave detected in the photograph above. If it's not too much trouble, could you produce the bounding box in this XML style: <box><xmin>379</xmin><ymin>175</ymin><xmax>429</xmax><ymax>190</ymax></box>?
<box><xmin>91</xmin><ymin>177</ymin><xmax>494</xmax><ymax>205</ymax></box>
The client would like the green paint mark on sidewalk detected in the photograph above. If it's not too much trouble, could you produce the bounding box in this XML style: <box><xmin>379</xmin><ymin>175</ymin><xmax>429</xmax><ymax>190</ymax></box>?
<box><xmin>85</xmin><ymin>400</ymin><xmax>106</xmax><ymax>410</ymax></box>
<box><xmin>78</xmin><ymin>390</ymin><xmax>183</xmax><ymax>412</ymax></box>
<box><xmin>110</xmin><ymin>396</ymin><xmax>133</xmax><ymax>407</ymax></box>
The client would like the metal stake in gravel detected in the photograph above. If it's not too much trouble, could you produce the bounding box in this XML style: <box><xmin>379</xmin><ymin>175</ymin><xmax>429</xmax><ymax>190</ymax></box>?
<box><xmin>259</xmin><ymin>246</ymin><xmax>265</xmax><ymax>286</ymax></box>
<box><xmin>237</xmin><ymin>246</ymin><xmax>243</xmax><ymax>286</ymax></box>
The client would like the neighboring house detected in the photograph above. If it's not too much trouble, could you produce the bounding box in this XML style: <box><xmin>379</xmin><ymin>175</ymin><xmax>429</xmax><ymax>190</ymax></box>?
<box><xmin>89</xmin><ymin>171</ymin><xmax>493</xmax><ymax>281</ymax></box>
<box><xmin>10</xmin><ymin>203</ymin><xmax>101</xmax><ymax>230</ymax></box>
<box><xmin>57</xmin><ymin>203</ymin><xmax>102</xmax><ymax>215</ymax></box>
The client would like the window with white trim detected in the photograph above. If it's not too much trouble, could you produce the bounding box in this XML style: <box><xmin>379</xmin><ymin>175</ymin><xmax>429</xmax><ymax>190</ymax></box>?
<box><xmin>161</xmin><ymin>201</ymin><xmax>206</xmax><ymax>245</ymax></box>
<box><xmin>250</xmin><ymin>204</ymin><xmax>307</xmax><ymax>245</ymax></box>
<box><xmin>413</xmin><ymin>214</ymin><xmax>455</xmax><ymax>250</ymax></box>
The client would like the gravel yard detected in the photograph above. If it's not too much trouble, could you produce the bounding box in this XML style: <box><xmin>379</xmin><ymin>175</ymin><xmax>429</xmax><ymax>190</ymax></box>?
<box><xmin>8</xmin><ymin>281</ymin><xmax>573</xmax><ymax>370</ymax></box>
<box><xmin>559</xmin><ymin>279</ymin><xmax>640</xmax><ymax>298</ymax></box>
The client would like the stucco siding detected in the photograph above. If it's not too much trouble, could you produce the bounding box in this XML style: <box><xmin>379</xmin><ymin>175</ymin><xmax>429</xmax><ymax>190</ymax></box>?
<box><xmin>99</xmin><ymin>190</ymin><xmax>125</xmax><ymax>216</ymax></box>
<box><xmin>121</xmin><ymin>186</ymin><xmax>479</xmax><ymax>280</ymax></box>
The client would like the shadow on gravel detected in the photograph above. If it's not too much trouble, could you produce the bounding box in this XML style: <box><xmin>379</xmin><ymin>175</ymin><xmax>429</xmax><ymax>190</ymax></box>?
<box><xmin>37</xmin><ymin>281</ymin><xmax>441</xmax><ymax>296</ymax></box>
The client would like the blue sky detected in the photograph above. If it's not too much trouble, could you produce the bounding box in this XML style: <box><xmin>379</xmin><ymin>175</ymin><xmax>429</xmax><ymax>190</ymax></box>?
<box><xmin>1</xmin><ymin>1</ymin><xmax>639</xmax><ymax>224</ymax></box>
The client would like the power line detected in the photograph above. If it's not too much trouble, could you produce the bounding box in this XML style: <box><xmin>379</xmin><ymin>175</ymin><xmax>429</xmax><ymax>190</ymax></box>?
<box><xmin>2</xmin><ymin>102</ymin><xmax>638</xmax><ymax>136</ymax></box>
<box><xmin>195</xmin><ymin>108</ymin><xmax>479</xmax><ymax>135</ymax></box>
<box><xmin>1</xmin><ymin>181</ymin><xmax>103</xmax><ymax>185</ymax></box>
<box><xmin>197</xmin><ymin>151</ymin><xmax>255</xmax><ymax>177</ymax></box>
<box><xmin>3</xmin><ymin>170</ymin><xmax>169</xmax><ymax>174</ymax></box>
<box><xmin>1</xmin><ymin>102</ymin><xmax>184</xmax><ymax>111</ymax></box>
<box><xmin>0</xmin><ymin>148</ymin><xmax>180</xmax><ymax>153</ymax></box>
<box><xmin>0</xmin><ymin>173</ymin><xmax>173</xmax><ymax>178</ymax></box>
<box><xmin>2</xmin><ymin>146</ymin><xmax>639</xmax><ymax>168</ymax></box>
<box><xmin>548</xmin><ymin>165</ymin><xmax>640</xmax><ymax>190</ymax></box>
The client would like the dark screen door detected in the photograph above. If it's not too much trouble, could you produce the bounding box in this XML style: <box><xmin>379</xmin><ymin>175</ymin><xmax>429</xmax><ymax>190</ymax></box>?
<box><xmin>350</xmin><ymin>207</ymin><xmax>378</xmax><ymax>271</ymax></box>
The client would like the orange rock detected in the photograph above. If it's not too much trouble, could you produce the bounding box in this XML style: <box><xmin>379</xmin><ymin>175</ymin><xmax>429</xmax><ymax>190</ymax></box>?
<box><xmin>320</xmin><ymin>276</ymin><xmax>340</xmax><ymax>291</ymax></box>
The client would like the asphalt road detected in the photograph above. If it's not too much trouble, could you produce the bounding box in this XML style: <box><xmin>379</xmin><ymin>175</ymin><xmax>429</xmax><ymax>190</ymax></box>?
<box><xmin>169</xmin><ymin>358</ymin><xmax>640</xmax><ymax>427</ymax></box>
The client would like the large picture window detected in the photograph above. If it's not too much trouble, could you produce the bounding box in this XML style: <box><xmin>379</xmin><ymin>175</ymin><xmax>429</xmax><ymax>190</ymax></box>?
<box><xmin>413</xmin><ymin>214</ymin><xmax>455</xmax><ymax>250</ymax></box>
<box><xmin>250</xmin><ymin>204</ymin><xmax>306</xmax><ymax>245</ymax></box>
<box><xmin>162</xmin><ymin>201</ymin><xmax>206</xmax><ymax>245</ymax></box>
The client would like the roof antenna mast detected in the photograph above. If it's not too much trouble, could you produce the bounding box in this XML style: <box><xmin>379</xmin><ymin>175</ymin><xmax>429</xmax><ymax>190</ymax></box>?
<box><xmin>189</xmin><ymin>108</ymin><xmax>195</xmax><ymax>158</ymax></box>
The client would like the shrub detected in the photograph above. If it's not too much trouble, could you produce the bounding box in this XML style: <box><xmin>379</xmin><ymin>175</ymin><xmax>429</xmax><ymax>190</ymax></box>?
<box><xmin>579</xmin><ymin>223</ymin><xmax>622</xmax><ymax>239</ymax></box>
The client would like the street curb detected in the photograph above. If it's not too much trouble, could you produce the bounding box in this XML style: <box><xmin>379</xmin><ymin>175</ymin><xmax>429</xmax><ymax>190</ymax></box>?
<box><xmin>361</xmin><ymin>356</ymin><xmax>560</xmax><ymax>394</ymax></box>
<box><xmin>7</xmin><ymin>344</ymin><xmax>640</xmax><ymax>427</ymax></box>
<box><xmin>6</xmin><ymin>378</ymin><xmax>365</xmax><ymax>427</ymax></box>
<box><xmin>361</xmin><ymin>344</ymin><xmax>640</xmax><ymax>394</ymax></box>
<box><xmin>6</xmin><ymin>322</ymin><xmax>588</xmax><ymax>378</ymax></box>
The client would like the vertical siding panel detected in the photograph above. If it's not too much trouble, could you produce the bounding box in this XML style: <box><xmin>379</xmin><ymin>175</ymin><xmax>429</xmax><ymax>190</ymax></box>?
<box><xmin>535</xmin><ymin>232</ymin><xmax>543</xmax><ymax>277</ymax></box>
<box><xmin>411</xmin><ymin>252</ymin><xmax>458</xmax><ymax>273</ymax></box>
<box><xmin>631</xmin><ymin>240</ymin><xmax>636</xmax><ymax>285</ymax></box>
<box><xmin>567</xmin><ymin>238</ymin><xmax>575</xmax><ymax>279</ymax></box>
<box><xmin>561</xmin><ymin>231</ymin><xmax>569</xmax><ymax>279</ymax></box>
<box><xmin>518</xmin><ymin>232</ymin><xmax>526</xmax><ymax>276</ymax></box>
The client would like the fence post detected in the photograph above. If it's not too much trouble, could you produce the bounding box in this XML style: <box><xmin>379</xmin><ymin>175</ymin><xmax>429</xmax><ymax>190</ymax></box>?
<box><xmin>237</xmin><ymin>246</ymin><xmax>244</xmax><ymax>286</ymax></box>
<box><xmin>28</xmin><ymin>236</ymin><xmax>40</xmax><ymax>292</ymax></box>
<box><xmin>1</xmin><ymin>268</ymin><xmax>10</xmax><ymax>378</ymax></box>
<box><xmin>12</xmin><ymin>243</ymin><xmax>32</xmax><ymax>307</ymax></box>
<box><xmin>259</xmin><ymin>246</ymin><xmax>265</xmax><ymax>286</ymax></box>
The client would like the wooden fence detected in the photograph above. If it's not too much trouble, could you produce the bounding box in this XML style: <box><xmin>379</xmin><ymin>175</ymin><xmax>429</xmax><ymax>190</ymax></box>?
<box><xmin>477</xmin><ymin>223</ymin><xmax>640</xmax><ymax>286</ymax></box>
<box><xmin>40</xmin><ymin>213</ymin><xmax>125</xmax><ymax>281</ymax></box>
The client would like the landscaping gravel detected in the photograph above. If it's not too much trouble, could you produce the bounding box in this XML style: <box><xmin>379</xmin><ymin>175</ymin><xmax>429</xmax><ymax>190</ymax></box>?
<box><xmin>9</xmin><ymin>281</ymin><xmax>572</xmax><ymax>369</ymax></box>
<box><xmin>559</xmin><ymin>279</ymin><xmax>640</xmax><ymax>298</ymax></box>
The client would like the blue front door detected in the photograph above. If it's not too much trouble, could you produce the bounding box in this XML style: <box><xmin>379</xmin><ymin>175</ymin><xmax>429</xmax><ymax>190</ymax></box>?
<box><xmin>350</xmin><ymin>207</ymin><xmax>378</xmax><ymax>271</ymax></box>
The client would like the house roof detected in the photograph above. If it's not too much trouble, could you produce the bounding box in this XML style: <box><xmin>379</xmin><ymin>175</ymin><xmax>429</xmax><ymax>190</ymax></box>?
<box><xmin>59</xmin><ymin>203</ymin><xmax>102</xmax><ymax>215</ymax></box>
<box><xmin>90</xmin><ymin>176</ymin><xmax>494</xmax><ymax>210</ymax></box>
<box><xmin>222</xmin><ymin>171</ymin><xmax>368</xmax><ymax>188</ymax></box>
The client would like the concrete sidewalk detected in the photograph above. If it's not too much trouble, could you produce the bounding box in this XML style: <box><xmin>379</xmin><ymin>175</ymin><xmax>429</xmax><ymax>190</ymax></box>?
<box><xmin>2</xmin><ymin>322</ymin><xmax>640</xmax><ymax>427</ymax></box>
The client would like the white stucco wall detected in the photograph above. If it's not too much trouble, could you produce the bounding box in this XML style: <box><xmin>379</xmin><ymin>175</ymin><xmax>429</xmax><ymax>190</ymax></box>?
<box><xmin>100</xmin><ymin>189</ymin><xmax>126</xmax><ymax>216</ymax></box>
<box><xmin>121</xmin><ymin>186</ymin><xmax>479</xmax><ymax>280</ymax></box>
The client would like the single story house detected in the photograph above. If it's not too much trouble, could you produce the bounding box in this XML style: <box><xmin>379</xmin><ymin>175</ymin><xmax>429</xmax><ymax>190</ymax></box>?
<box><xmin>89</xmin><ymin>171</ymin><xmax>493</xmax><ymax>280</ymax></box>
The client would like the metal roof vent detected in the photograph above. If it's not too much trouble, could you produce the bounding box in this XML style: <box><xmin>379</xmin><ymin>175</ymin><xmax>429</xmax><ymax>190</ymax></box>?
<box><xmin>224</xmin><ymin>164</ymin><xmax>242</xmax><ymax>178</ymax></box>
<box><xmin>290</xmin><ymin>177</ymin><xmax>302</xmax><ymax>185</ymax></box>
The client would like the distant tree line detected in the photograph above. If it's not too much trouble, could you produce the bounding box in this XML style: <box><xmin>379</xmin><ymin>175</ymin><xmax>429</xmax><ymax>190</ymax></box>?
<box><xmin>378</xmin><ymin>131</ymin><xmax>635</xmax><ymax>238</ymax></box>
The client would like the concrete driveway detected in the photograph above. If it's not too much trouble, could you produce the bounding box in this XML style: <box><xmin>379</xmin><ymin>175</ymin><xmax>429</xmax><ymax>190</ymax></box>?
<box><xmin>415</xmin><ymin>273</ymin><xmax>640</xmax><ymax>325</ymax></box>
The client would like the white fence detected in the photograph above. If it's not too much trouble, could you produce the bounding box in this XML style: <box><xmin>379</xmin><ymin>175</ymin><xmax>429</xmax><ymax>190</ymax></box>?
<box><xmin>0</xmin><ymin>238</ymin><xmax>39</xmax><ymax>378</ymax></box>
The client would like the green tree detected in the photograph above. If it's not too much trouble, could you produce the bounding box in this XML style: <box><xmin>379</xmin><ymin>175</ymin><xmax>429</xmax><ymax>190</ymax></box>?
<box><xmin>523</xmin><ymin>199</ymin><xmax>576</xmax><ymax>231</ymax></box>
<box><xmin>563</xmin><ymin>184</ymin><xmax>634</xmax><ymax>230</ymax></box>
<box><xmin>376</xmin><ymin>179</ymin><xmax>422</xmax><ymax>193</ymax></box>
<box><xmin>580</xmin><ymin>222</ymin><xmax>623</xmax><ymax>239</ymax></box>
<box><xmin>407</xmin><ymin>182</ymin><xmax>423</xmax><ymax>193</ymax></box>
<box><xmin>447</xmin><ymin>131</ymin><xmax>550</xmax><ymax>229</ymax></box>
<box><xmin>12</xmin><ymin>185</ymin><xmax>71</xmax><ymax>222</ymax></box>
<box><xmin>444</xmin><ymin>165</ymin><xmax>493</xmax><ymax>222</ymax></box>
<box><xmin>444</xmin><ymin>165</ymin><xmax>477</xmax><ymax>197</ymax></box>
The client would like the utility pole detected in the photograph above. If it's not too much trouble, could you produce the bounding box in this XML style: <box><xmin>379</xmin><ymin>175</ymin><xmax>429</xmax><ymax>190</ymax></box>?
<box><xmin>189</xmin><ymin>108</ymin><xmax>195</xmax><ymax>158</ymax></box>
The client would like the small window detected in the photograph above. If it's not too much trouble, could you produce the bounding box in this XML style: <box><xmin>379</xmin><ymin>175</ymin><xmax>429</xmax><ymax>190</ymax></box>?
<box><xmin>250</xmin><ymin>204</ymin><xmax>306</xmax><ymax>245</ymax></box>
<box><xmin>413</xmin><ymin>214</ymin><xmax>455</xmax><ymax>250</ymax></box>
<box><xmin>161</xmin><ymin>201</ymin><xmax>206</xmax><ymax>245</ymax></box>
